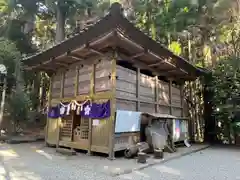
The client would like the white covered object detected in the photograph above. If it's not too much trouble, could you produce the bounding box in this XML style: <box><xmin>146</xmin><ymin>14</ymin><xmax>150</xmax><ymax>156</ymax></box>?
<box><xmin>151</xmin><ymin>132</ymin><xmax>167</xmax><ymax>150</ymax></box>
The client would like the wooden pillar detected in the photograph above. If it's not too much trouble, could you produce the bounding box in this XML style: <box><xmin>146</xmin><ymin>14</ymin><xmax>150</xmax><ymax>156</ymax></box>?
<box><xmin>69</xmin><ymin>66</ymin><xmax>79</xmax><ymax>144</ymax></box>
<box><xmin>180</xmin><ymin>83</ymin><xmax>184</xmax><ymax>117</ymax></box>
<box><xmin>88</xmin><ymin>64</ymin><xmax>95</xmax><ymax>155</ymax></box>
<box><xmin>136</xmin><ymin>68</ymin><xmax>140</xmax><ymax>111</ymax></box>
<box><xmin>108</xmin><ymin>50</ymin><xmax>117</xmax><ymax>160</ymax></box>
<box><xmin>60</xmin><ymin>72</ymin><xmax>65</xmax><ymax>98</ymax></box>
<box><xmin>75</xmin><ymin>66</ymin><xmax>79</xmax><ymax>96</ymax></box>
<box><xmin>155</xmin><ymin>76</ymin><xmax>159</xmax><ymax>113</ymax></box>
<box><xmin>56</xmin><ymin>71</ymin><xmax>65</xmax><ymax>148</ymax></box>
<box><xmin>169</xmin><ymin>79</ymin><xmax>173</xmax><ymax>115</ymax></box>
<box><xmin>45</xmin><ymin>74</ymin><xmax>53</xmax><ymax>146</ymax></box>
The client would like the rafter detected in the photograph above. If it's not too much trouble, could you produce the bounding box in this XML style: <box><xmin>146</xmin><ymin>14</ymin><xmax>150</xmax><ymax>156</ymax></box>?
<box><xmin>88</xmin><ymin>47</ymin><xmax>104</xmax><ymax>56</ymax></box>
<box><xmin>149</xmin><ymin>61</ymin><xmax>166</xmax><ymax>67</ymax></box>
<box><xmin>129</xmin><ymin>52</ymin><xmax>145</xmax><ymax>59</ymax></box>
<box><xmin>68</xmin><ymin>53</ymin><xmax>84</xmax><ymax>61</ymax></box>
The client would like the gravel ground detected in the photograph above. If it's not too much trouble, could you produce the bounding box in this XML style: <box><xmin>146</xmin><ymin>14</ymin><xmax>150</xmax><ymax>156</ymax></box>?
<box><xmin>0</xmin><ymin>143</ymin><xmax>239</xmax><ymax>180</ymax></box>
<box><xmin>119</xmin><ymin>147</ymin><xmax>240</xmax><ymax>180</ymax></box>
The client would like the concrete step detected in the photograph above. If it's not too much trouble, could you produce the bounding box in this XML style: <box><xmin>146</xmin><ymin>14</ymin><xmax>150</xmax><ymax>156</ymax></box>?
<box><xmin>6</xmin><ymin>136</ymin><xmax>37</xmax><ymax>144</ymax></box>
<box><xmin>56</xmin><ymin>147</ymin><xmax>77</xmax><ymax>156</ymax></box>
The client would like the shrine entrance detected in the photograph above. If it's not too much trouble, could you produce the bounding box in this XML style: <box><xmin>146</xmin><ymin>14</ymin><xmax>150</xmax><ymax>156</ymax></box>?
<box><xmin>56</xmin><ymin>99</ymin><xmax>111</xmax><ymax>153</ymax></box>
<box><xmin>72</xmin><ymin>115</ymin><xmax>89</xmax><ymax>150</ymax></box>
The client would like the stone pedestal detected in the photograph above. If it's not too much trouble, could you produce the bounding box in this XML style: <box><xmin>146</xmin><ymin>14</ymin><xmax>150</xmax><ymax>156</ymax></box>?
<box><xmin>137</xmin><ymin>152</ymin><xmax>147</xmax><ymax>163</ymax></box>
<box><xmin>154</xmin><ymin>149</ymin><xmax>163</xmax><ymax>159</ymax></box>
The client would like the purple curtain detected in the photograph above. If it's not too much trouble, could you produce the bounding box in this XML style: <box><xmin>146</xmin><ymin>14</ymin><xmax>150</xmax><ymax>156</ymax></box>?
<box><xmin>48</xmin><ymin>106</ymin><xmax>60</xmax><ymax>118</ymax></box>
<box><xmin>80</xmin><ymin>100</ymin><xmax>111</xmax><ymax>119</ymax></box>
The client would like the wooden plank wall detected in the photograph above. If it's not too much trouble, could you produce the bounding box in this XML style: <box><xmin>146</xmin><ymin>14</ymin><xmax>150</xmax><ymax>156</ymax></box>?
<box><xmin>158</xmin><ymin>80</ymin><xmax>170</xmax><ymax>114</ymax></box>
<box><xmin>172</xmin><ymin>85</ymin><xmax>182</xmax><ymax>117</ymax></box>
<box><xmin>51</xmin><ymin>72</ymin><xmax>62</xmax><ymax>99</ymax></box>
<box><xmin>115</xmin><ymin>65</ymin><xmax>183</xmax><ymax>117</ymax></box>
<box><xmin>51</xmin><ymin>60</ymin><xmax>183</xmax><ymax>118</ymax></box>
<box><xmin>95</xmin><ymin>60</ymin><xmax>112</xmax><ymax>92</ymax></box>
<box><xmin>78</xmin><ymin>65</ymin><xmax>91</xmax><ymax>95</ymax></box>
<box><xmin>50</xmin><ymin>56</ymin><xmax>114</xmax><ymax>155</ymax></box>
<box><xmin>63</xmin><ymin>69</ymin><xmax>75</xmax><ymax>98</ymax></box>
<box><xmin>116</xmin><ymin>66</ymin><xmax>137</xmax><ymax>111</ymax></box>
<box><xmin>139</xmin><ymin>74</ymin><xmax>155</xmax><ymax>113</ymax></box>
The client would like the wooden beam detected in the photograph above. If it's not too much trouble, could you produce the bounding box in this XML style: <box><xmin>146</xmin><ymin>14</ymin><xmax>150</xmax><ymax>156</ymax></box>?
<box><xmin>24</xmin><ymin>64</ymin><xmax>45</xmax><ymax>70</ymax></box>
<box><xmin>171</xmin><ymin>74</ymin><xmax>195</xmax><ymax>81</ymax></box>
<box><xmin>88</xmin><ymin>63</ymin><xmax>95</xmax><ymax>155</ymax></box>
<box><xmin>54</xmin><ymin>62</ymin><xmax>69</xmax><ymax>68</ymax></box>
<box><xmin>158</xmin><ymin>69</ymin><xmax>178</xmax><ymax>76</ymax></box>
<box><xmin>88</xmin><ymin>48</ymin><xmax>104</xmax><ymax>56</ymax></box>
<box><xmin>60</xmin><ymin>72</ymin><xmax>65</xmax><ymax>98</ymax></box>
<box><xmin>158</xmin><ymin>69</ymin><xmax>191</xmax><ymax>77</ymax></box>
<box><xmin>149</xmin><ymin>61</ymin><xmax>166</xmax><ymax>67</ymax></box>
<box><xmin>180</xmin><ymin>84</ymin><xmax>184</xmax><ymax>117</ymax></box>
<box><xmin>74</xmin><ymin>66</ymin><xmax>79</xmax><ymax>96</ymax></box>
<box><xmin>37</xmin><ymin>58</ymin><xmax>65</xmax><ymax>69</ymax></box>
<box><xmin>136</xmin><ymin>68</ymin><xmax>140</xmax><ymax>111</ymax></box>
<box><xmin>56</xmin><ymin>71</ymin><xmax>65</xmax><ymax>149</ymax></box>
<box><xmin>37</xmin><ymin>66</ymin><xmax>57</xmax><ymax>72</ymax></box>
<box><xmin>42</xmin><ymin>59</ymin><xmax>53</xmax><ymax>65</ymax></box>
<box><xmin>88</xmin><ymin>47</ymin><xmax>114</xmax><ymax>60</ymax></box>
<box><xmin>118</xmin><ymin>53</ymin><xmax>162</xmax><ymax>76</ymax></box>
<box><xmin>25</xmin><ymin>58</ymin><xmax>67</xmax><ymax>71</ymax></box>
<box><xmin>155</xmin><ymin>76</ymin><xmax>159</xmax><ymax>113</ymax></box>
<box><xmin>116</xmin><ymin>32</ymin><xmax>184</xmax><ymax>73</ymax></box>
<box><xmin>119</xmin><ymin>52</ymin><xmax>189</xmax><ymax>78</ymax></box>
<box><xmin>45</xmin><ymin>75</ymin><xmax>53</xmax><ymax>146</ymax></box>
<box><xmin>68</xmin><ymin>53</ymin><xmax>84</xmax><ymax>61</ymax></box>
<box><xmin>26</xmin><ymin>51</ymin><xmax>110</xmax><ymax>73</ymax></box>
<box><xmin>169</xmin><ymin>79</ymin><xmax>173</xmax><ymax>115</ymax></box>
<box><xmin>115</xmin><ymin>96</ymin><xmax>178</xmax><ymax>108</ymax></box>
<box><xmin>130</xmin><ymin>52</ymin><xmax>145</xmax><ymax>59</ymax></box>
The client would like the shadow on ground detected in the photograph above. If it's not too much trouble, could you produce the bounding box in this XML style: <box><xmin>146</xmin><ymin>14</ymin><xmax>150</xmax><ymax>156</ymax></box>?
<box><xmin>0</xmin><ymin>142</ymin><xmax>210</xmax><ymax>180</ymax></box>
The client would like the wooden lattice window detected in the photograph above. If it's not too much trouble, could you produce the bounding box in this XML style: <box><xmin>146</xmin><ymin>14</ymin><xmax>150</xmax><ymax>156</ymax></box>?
<box><xmin>61</xmin><ymin>115</ymin><xmax>73</xmax><ymax>139</ymax></box>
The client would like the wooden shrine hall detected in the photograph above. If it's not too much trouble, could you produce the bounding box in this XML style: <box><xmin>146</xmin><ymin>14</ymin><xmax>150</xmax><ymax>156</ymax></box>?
<box><xmin>23</xmin><ymin>3</ymin><xmax>202</xmax><ymax>159</ymax></box>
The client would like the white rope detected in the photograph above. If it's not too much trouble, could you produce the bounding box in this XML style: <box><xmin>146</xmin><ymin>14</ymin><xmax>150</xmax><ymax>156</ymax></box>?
<box><xmin>59</xmin><ymin>101</ymin><xmax>71</xmax><ymax>107</ymax></box>
<box><xmin>44</xmin><ymin>98</ymin><xmax>92</xmax><ymax>114</ymax></box>
<box><xmin>72</xmin><ymin>99</ymin><xmax>90</xmax><ymax>107</ymax></box>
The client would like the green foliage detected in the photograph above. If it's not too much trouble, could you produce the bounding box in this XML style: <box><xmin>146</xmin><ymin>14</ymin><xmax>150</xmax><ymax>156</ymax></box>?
<box><xmin>169</xmin><ymin>41</ymin><xmax>182</xmax><ymax>55</ymax></box>
<box><xmin>0</xmin><ymin>38</ymin><xmax>32</xmax><ymax>131</ymax></box>
<box><xmin>209</xmin><ymin>56</ymin><xmax>240</xmax><ymax>140</ymax></box>
<box><xmin>7</xmin><ymin>89</ymin><xmax>31</xmax><ymax>131</ymax></box>
<box><xmin>232</xmin><ymin>122</ymin><xmax>240</xmax><ymax>134</ymax></box>
<box><xmin>211</xmin><ymin>57</ymin><xmax>240</xmax><ymax>105</ymax></box>
<box><xmin>0</xmin><ymin>0</ymin><xmax>37</xmax><ymax>54</ymax></box>
<box><xmin>0</xmin><ymin>38</ymin><xmax>21</xmax><ymax>88</ymax></box>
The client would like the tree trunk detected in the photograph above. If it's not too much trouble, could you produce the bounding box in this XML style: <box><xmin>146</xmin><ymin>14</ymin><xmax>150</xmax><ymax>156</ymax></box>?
<box><xmin>23</xmin><ymin>14</ymin><xmax>35</xmax><ymax>35</ymax></box>
<box><xmin>55</xmin><ymin>5</ymin><xmax>65</xmax><ymax>43</ymax></box>
<box><xmin>33</xmin><ymin>73</ymin><xmax>40</xmax><ymax>111</ymax></box>
<box><xmin>40</xmin><ymin>73</ymin><xmax>47</xmax><ymax>110</ymax></box>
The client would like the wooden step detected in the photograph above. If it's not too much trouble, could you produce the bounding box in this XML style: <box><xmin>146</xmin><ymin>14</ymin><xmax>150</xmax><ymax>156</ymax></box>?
<box><xmin>56</xmin><ymin>147</ymin><xmax>76</xmax><ymax>156</ymax></box>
